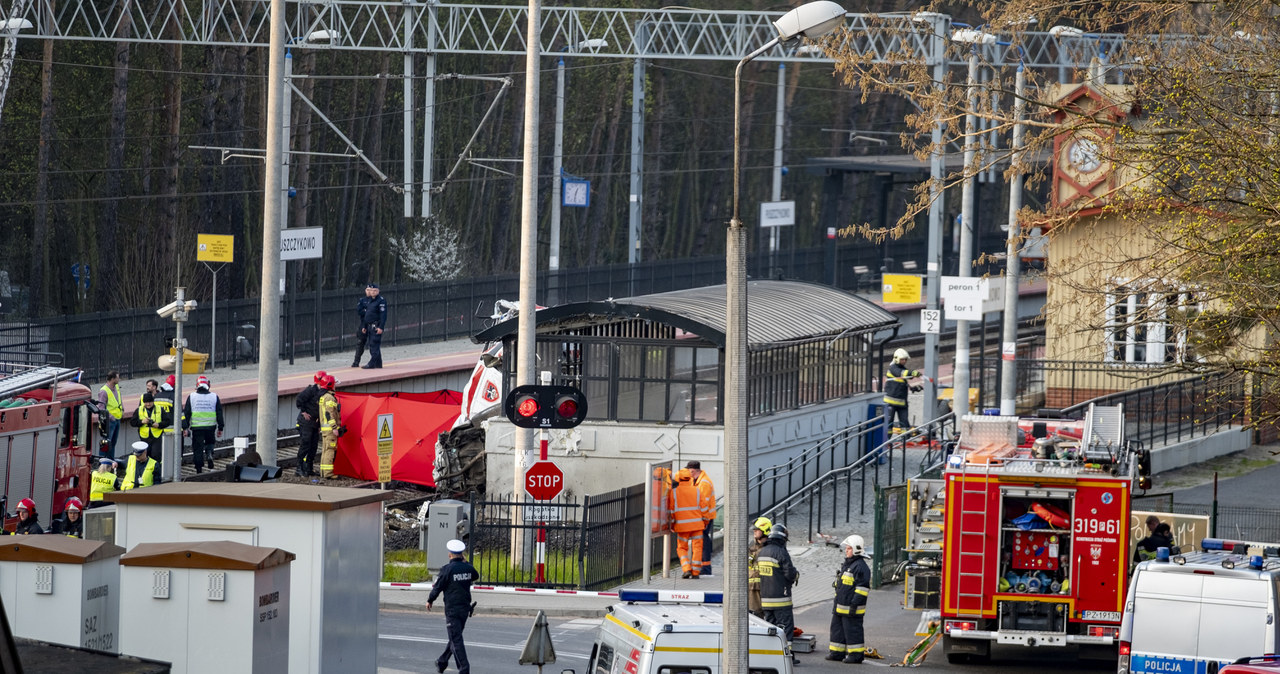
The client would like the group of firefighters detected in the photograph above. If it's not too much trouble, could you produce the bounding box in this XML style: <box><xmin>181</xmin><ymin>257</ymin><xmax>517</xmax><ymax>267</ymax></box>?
<box><xmin>664</xmin><ymin>461</ymin><xmax>874</xmax><ymax>665</ymax></box>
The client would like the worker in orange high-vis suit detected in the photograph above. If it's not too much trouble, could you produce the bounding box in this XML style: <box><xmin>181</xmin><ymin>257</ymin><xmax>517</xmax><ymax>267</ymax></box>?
<box><xmin>668</xmin><ymin>468</ymin><xmax>704</xmax><ymax>579</ymax></box>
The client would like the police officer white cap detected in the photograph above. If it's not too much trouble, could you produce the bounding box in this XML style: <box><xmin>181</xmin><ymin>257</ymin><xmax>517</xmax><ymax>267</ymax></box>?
<box><xmin>132</xmin><ymin>441</ymin><xmax>149</xmax><ymax>453</ymax></box>
<box><xmin>446</xmin><ymin>539</ymin><xmax>466</xmax><ymax>553</ymax></box>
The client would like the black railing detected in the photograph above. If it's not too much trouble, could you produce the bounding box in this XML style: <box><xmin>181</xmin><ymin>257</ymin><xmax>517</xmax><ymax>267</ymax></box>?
<box><xmin>465</xmin><ymin>484</ymin><xmax>645</xmax><ymax>591</ymax></box>
<box><xmin>1061</xmin><ymin>370</ymin><xmax>1245</xmax><ymax>448</ymax></box>
<box><xmin>5</xmin><ymin>237</ymin><xmax>1008</xmax><ymax>384</ymax></box>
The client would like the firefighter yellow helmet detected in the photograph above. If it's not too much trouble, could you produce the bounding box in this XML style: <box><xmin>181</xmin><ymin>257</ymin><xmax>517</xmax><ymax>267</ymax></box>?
<box><xmin>893</xmin><ymin>348</ymin><xmax>910</xmax><ymax>362</ymax></box>
<box><xmin>752</xmin><ymin>517</ymin><xmax>772</xmax><ymax>535</ymax></box>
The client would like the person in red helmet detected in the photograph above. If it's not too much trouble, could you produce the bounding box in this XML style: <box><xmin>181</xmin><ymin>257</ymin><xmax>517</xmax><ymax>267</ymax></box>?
<box><xmin>12</xmin><ymin>498</ymin><xmax>42</xmax><ymax>535</ymax></box>
<box><xmin>51</xmin><ymin>497</ymin><xmax>84</xmax><ymax>538</ymax></box>
<box><xmin>183</xmin><ymin>376</ymin><xmax>224</xmax><ymax>472</ymax></box>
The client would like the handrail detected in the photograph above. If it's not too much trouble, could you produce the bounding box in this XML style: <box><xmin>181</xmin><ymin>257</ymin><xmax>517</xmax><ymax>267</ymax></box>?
<box><xmin>1061</xmin><ymin>369</ymin><xmax>1245</xmax><ymax>448</ymax></box>
<box><xmin>747</xmin><ymin>416</ymin><xmax>882</xmax><ymax>515</ymax></box>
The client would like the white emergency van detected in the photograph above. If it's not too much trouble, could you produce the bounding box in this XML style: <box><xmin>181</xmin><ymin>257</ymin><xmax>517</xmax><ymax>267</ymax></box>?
<box><xmin>1117</xmin><ymin>539</ymin><xmax>1280</xmax><ymax>674</ymax></box>
<box><xmin>562</xmin><ymin>589</ymin><xmax>793</xmax><ymax>674</ymax></box>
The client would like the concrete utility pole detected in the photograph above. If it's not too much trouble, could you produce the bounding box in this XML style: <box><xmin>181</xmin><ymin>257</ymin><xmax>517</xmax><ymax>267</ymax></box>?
<box><xmin>952</xmin><ymin>37</ymin><xmax>985</xmax><ymax>419</ymax></box>
<box><xmin>999</xmin><ymin>64</ymin><xmax>1026</xmax><ymax>415</ymax></box>
<box><xmin>513</xmin><ymin>0</ymin><xmax>541</xmax><ymax>563</ymax></box>
<box><xmin>256</xmin><ymin>0</ymin><xmax>285</xmax><ymax>465</ymax></box>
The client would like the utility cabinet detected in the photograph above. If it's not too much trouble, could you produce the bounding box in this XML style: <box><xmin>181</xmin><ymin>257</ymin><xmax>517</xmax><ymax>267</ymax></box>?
<box><xmin>108</xmin><ymin>481</ymin><xmax>392</xmax><ymax>674</ymax></box>
<box><xmin>118</xmin><ymin>541</ymin><xmax>294</xmax><ymax>674</ymax></box>
<box><xmin>0</xmin><ymin>535</ymin><xmax>124</xmax><ymax>652</ymax></box>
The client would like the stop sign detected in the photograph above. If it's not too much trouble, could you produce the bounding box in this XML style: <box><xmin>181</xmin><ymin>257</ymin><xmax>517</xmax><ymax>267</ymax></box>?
<box><xmin>525</xmin><ymin>461</ymin><xmax>564</xmax><ymax>501</ymax></box>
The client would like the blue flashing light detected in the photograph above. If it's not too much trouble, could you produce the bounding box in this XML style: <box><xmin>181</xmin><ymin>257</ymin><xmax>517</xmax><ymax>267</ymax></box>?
<box><xmin>1156</xmin><ymin>547</ymin><xmax>1170</xmax><ymax>562</ymax></box>
<box><xmin>618</xmin><ymin>589</ymin><xmax>724</xmax><ymax>604</ymax></box>
<box><xmin>1251</xmin><ymin>555</ymin><xmax>1265</xmax><ymax>570</ymax></box>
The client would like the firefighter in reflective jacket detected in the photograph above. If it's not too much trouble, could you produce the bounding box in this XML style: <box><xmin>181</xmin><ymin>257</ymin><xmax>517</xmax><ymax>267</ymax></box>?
<box><xmin>883</xmin><ymin>348</ymin><xmax>922</xmax><ymax>434</ymax></box>
<box><xmin>317</xmin><ymin>375</ymin><xmax>342</xmax><ymax>478</ymax></box>
<box><xmin>89</xmin><ymin>458</ymin><xmax>120</xmax><ymax>503</ymax></box>
<box><xmin>759</xmin><ymin>523</ymin><xmax>800</xmax><ymax>664</ymax></box>
<box><xmin>827</xmin><ymin>534</ymin><xmax>871</xmax><ymax>663</ymax></box>
<box><xmin>121</xmin><ymin>442</ymin><xmax>158</xmax><ymax>490</ymax></box>
<box><xmin>668</xmin><ymin>469</ymin><xmax>705</xmax><ymax>579</ymax></box>
<box><xmin>749</xmin><ymin>516</ymin><xmax>772</xmax><ymax>617</ymax></box>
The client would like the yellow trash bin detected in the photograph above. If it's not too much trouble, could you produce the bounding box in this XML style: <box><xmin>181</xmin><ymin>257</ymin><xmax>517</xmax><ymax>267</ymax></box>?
<box><xmin>159</xmin><ymin>348</ymin><xmax>210</xmax><ymax>374</ymax></box>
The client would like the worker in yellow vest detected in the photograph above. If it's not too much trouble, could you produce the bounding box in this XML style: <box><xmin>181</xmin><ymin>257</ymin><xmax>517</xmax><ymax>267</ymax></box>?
<box><xmin>317</xmin><ymin>375</ymin><xmax>343</xmax><ymax>478</ymax></box>
<box><xmin>97</xmin><ymin>371</ymin><xmax>123</xmax><ymax>458</ymax></box>
<box><xmin>129</xmin><ymin>392</ymin><xmax>171</xmax><ymax>478</ymax></box>
<box><xmin>89</xmin><ymin>458</ymin><xmax>120</xmax><ymax>503</ymax></box>
<box><xmin>121</xmin><ymin>442</ymin><xmax>158</xmax><ymax>490</ymax></box>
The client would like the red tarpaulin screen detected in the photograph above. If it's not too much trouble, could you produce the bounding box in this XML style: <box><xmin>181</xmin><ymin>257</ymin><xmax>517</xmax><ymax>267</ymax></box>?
<box><xmin>332</xmin><ymin>390</ymin><xmax>463</xmax><ymax>486</ymax></box>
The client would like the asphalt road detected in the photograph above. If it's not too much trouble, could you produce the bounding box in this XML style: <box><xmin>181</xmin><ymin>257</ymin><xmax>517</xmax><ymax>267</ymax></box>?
<box><xmin>377</xmin><ymin>608</ymin><xmax>1114</xmax><ymax>673</ymax></box>
<box><xmin>1170</xmin><ymin>453</ymin><xmax>1280</xmax><ymax>506</ymax></box>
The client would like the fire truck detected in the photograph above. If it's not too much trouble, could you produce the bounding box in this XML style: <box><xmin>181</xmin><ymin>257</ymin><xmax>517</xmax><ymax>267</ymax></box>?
<box><xmin>940</xmin><ymin>404</ymin><xmax>1151</xmax><ymax>663</ymax></box>
<box><xmin>0</xmin><ymin>365</ymin><xmax>97</xmax><ymax>532</ymax></box>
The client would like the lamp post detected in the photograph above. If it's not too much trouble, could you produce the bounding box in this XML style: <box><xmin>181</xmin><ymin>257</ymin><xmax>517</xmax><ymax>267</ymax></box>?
<box><xmin>726</xmin><ymin>3</ymin><xmax>844</xmax><ymax>670</ymax></box>
<box><xmin>1000</xmin><ymin>60</ymin><xmax>1026</xmax><ymax>415</ymax></box>
<box><xmin>948</xmin><ymin>26</ymin><xmax>994</xmax><ymax>419</ymax></box>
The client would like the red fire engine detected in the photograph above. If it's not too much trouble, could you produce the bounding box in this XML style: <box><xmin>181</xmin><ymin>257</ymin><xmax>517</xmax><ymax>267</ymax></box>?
<box><xmin>0</xmin><ymin>366</ymin><xmax>96</xmax><ymax>532</ymax></box>
<box><xmin>940</xmin><ymin>404</ymin><xmax>1151</xmax><ymax>663</ymax></box>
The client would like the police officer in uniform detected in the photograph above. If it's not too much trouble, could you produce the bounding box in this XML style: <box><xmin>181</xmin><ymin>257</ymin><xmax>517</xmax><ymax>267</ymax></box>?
<box><xmin>359</xmin><ymin>283</ymin><xmax>387</xmax><ymax>369</ymax></box>
<box><xmin>827</xmin><ymin>534</ymin><xmax>871</xmax><ymax>663</ymax></box>
<box><xmin>353</xmin><ymin>283</ymin><xmax>388</xmax><ymax>369</ymax></box>
<box><xmin>90</xmin><ymin>457</ymin><xmax>120</xmax><ymax>504</ymax></box>
<box><xmin>758</xmin><ymin>523</ymin><xmax>800</xmax><ymax>664</ymax></box>
<box><xmin>427</xmin><ymin>539</ymin><xmax>479</xmax><ymax>674</ymax></box>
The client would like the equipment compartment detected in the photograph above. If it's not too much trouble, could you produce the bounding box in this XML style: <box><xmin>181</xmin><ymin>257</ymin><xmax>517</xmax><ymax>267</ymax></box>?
<box><xmin>998</xmin><ymin>494</ymin><xmax>1072</xmax><ymax>596</ymax></box>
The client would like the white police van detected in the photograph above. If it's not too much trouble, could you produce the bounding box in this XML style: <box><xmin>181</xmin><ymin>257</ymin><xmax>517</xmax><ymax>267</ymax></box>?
<box><xmin>560</xmin><ymin>589</ymin><xmax>793</xmax><ymax>674</ymax></box>
<box><xmin>1118</xmin><ymin>539</ymin><xmax>1280</xmax><ymax>674</ymax></box>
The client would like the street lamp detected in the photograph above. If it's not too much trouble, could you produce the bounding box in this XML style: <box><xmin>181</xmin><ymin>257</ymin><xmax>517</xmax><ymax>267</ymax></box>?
<box><xmin>947</xmin><ymin>25</ymin><xmax>994</xmax><ymax>420</ymax></box>
<box><xmin>725</xmin><ymin>2</ymin><xmax>844</xmax><ymax>671</ymax></box>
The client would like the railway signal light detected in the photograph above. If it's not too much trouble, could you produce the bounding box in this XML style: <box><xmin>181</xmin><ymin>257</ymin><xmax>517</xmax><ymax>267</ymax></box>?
<box><xmin>504</xmin><ymin>385</ymin><xmax>588</xmax><ymax>429</ymax></box>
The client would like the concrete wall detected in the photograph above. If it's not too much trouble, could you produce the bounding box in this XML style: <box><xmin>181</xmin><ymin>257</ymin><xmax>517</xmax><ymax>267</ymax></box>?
<box><xmin>484</xmin><ymin>391</ymin><xmax>882</xmax><ymax>505</ymax></box>
<box><xmin>1150</xmin><ymin>427</ymin><xmax>1252</xmax><ymax>475</ymax></box>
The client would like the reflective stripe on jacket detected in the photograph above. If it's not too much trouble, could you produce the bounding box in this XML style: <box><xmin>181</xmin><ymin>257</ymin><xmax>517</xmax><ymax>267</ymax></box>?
<box><xmin>758</xmin><ymin>539</ymin><xmax>798</xmax><ymax>608</ymax></box>
<box><xmin>883</xmin><ymin>362</ymin><xmax>919</xmax><ymax>407</ymax></box>
<box><xmin>834</xmin><ymin>556</ymin><xmax>872</xmax><ymax>615</ymax></box>
<box><xmin>319</xmin><ymin>392</ymin><xmax>341</xmax><ymax>432</ymax></box>
<box><xmin>187</xmin><ymin>391</ymin><xmax>221</xmax><ymax>428</ymax></box>
<box><xmin>668</xmin><ymin>478</ymin><xmax>703</xmax><ymax>534</ymax></box>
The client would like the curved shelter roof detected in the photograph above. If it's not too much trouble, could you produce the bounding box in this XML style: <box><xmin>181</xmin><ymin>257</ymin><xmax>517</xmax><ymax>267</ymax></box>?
<box><xmin>473</xmin><ymin>280</ymin><xmax>899</xmax><ymax>349</ymax></box>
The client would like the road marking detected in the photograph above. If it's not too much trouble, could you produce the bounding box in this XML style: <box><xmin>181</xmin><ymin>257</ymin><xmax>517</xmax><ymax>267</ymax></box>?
<box><xmin>378</xmin><ymin>634</ymin><xmax>589</xmax><ymax>660</ymax></box>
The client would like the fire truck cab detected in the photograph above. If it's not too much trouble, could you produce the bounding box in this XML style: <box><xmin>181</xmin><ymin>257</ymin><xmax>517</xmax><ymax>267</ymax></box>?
<box><xmin>941</xmin><ymin>405</ymin><xmax>1148</xmax><ymax>663</ymax></box>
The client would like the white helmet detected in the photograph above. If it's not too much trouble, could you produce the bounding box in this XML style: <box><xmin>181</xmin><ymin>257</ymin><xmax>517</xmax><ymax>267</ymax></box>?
<box><xmin>893</xmin><ymin>348</ymin><xmax>910</xmax><ymax>362</ymax></box>
<box><xmin>842</xmin><ymin>535</ymin><xmax>865</xmax><ymax>556</ymax></box>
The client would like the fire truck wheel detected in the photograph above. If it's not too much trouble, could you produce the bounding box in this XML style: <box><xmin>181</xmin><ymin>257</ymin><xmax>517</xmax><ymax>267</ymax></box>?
<box><xmin>943</xmin><ymin>635</ymin><xmax>990</xmax><ymax>664</ymax></box>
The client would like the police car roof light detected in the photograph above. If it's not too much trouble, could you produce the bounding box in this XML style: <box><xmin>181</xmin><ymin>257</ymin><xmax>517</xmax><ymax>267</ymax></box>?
<box><xmin>617</xmin><ymin>589</ymin><xmax>724</xmax><ymax>604</ymax></box>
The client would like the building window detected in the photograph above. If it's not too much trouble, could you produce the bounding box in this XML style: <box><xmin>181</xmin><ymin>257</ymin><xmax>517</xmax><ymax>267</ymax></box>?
<box><xmin>1104</xmin><ymin>283</ymin><xmax>1201</xmax><ymax>364</ymax></box>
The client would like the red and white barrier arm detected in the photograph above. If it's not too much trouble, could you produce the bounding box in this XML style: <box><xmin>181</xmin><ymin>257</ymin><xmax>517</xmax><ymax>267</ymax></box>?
<box><xmin>380</xmin><ymin>582</ymin><xmax>619</xmax><ymax>597</ymax></box>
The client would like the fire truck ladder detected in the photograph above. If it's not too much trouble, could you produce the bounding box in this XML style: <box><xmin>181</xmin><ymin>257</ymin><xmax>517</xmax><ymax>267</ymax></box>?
<box><xmin>955</xmin><ymin>460</ymin><xmax>993</xmax><ymax>617</ymax></box>
<box><xmin>0</xmin><ymin>366</ymin><xmax>80</xmax><ymax>400</ymax></box>
<box><xmin>1082</xmin><ymin>403</ymin><xmax>1125</xmax><ymax>463</ymax></box>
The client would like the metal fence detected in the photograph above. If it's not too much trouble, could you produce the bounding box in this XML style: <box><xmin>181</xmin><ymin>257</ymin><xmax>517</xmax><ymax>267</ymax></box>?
<box><xmin>3</xmin><ymin>237</ymin><xmax>994</xmax><ymax>383</ymax></box>
<box><xmin>1061</xmin><ymin>370</ymin><xmax>1246</xmax><ymax>448</ymax></box>
<box><xmin>465</xmin><ymin>484</ymin><xmax>645</xmax><ymax>590</ymax></box>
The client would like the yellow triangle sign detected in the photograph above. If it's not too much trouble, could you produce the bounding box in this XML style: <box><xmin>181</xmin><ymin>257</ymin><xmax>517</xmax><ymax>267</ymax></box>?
<box><xmin>379</xmin><ymin>419</ymin><xmax>392</xmax><ymax>440</ymax></box>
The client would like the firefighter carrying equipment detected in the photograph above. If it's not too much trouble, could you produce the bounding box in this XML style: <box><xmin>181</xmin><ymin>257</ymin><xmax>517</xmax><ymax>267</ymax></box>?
<box><xmin>884</xmin><ymin>361</ymin><xmax>922</xmax><ymax>407</ymax></box>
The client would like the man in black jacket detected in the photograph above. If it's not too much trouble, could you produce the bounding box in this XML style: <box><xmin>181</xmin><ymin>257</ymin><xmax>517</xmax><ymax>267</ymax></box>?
<box><xmin>294</xmin><ymin>371</ymin><xmax>324</xmax><ymax>477</ymax></box>
<box><xmin>427</xmin><ymin>539</ymin><xmax>479</xmax><ymax>674</ymax></box>
<box><xmin>828</xmin><ymin>534</ymin><xmax>872</xmax><ymax>663</ymax></box>
<box><xmin>358</xmin><ymin>284</ymin><xmax>388</xmax><ymax>369</ymax></box>
<box><xmin>759</xmin><ymin>524</ymin><xmax>800</xmax><ymax>664</ymax></box>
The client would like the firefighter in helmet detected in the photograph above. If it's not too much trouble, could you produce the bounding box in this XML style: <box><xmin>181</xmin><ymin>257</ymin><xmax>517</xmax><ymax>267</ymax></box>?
<box><xmin>828</xmin><ymin>534</ymin><xmax>871</xmax><ymax>663</ymax></box>
<box><xmin>317</xmin><ymin>375</ymin><xmax>343</xmax><ymax>478</ymax></box>
<box><xmin>883</xmin><ymin>348</ymin><xmax>924</xmax><ymax>435</ymax></box>
<box><xmin>758</xmin><ymin>523</ymin><xmax>800</xmax><ymax>664</ymax></box>
<box><xmin>748</xmin><ymin>516</ymin><xmax>772</xmax><ymax>617</ymax></box>
<box><xmin>12</xmin><ymin>498</ymin><xmax>42</xmax><ymax>535</ymax></box>
<box><xmin>51</xmin><ymin>497</ymin><xmax>84</xmax><ymax>538</ymax></box>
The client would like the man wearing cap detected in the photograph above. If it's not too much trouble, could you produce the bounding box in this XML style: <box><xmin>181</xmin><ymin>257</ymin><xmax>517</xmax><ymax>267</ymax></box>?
<box><xmin>353</xmin><ymin>283</ymin><xmax>387</xmax><ymax>369</ymax></box>
<box><xmin>183</xmin><ymin>376</ymin><xmax>224</xmax><ymax>473</ymax></box>
<box><xmin>427</xmin><ymin>539</ymin><xmax>479</xmax><ymax>674</ymax></box>
<box><xmin>129</xmin><ymin>392</ymin><xmax>171</xmax><ymax>476</ymax></box>
<box><xmin>687</xmin><ymin>460</ymin><xmax>716</xmax><ymax>577</ymax></box>
<box><xmin>294</xmin><ymin>371</ymin><xmax>325</xmax><ymax>477</ymax></box>
<box><xmin>121</xmin><ymin>441</ymin><xmax>158</xmax><ymax>490</ymax></box>
<box><xmin>89</xmin><ymin>458</ymin><xmax>120</xmax><ymax>503</ymax></box>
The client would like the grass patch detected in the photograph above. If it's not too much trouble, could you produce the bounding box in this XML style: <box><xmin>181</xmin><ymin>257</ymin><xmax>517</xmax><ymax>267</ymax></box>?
<box><xmin>473</xmin><ymin>549</ymin><xmax>584</xmax><ymax>586</ymax></box>
<box><xmin>382</xmin><ymin>549</ymin><xmax>431</xmax><ymax>583</ymax></box>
